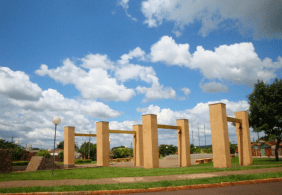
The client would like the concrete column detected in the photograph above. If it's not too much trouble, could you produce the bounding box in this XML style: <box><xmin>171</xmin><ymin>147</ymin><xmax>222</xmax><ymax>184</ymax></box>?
<box><xmin>142</xmin><ymin>114</ymin><xmax>159</xmax><ymax>169</ymax></box>
<box><xmin>64</xmin><ymin>126</ymin><xmax>75</xmax><ymax>168</ymax></box>
<box><xmin>96</xmin><ymin>121</ymin><xmax>109</xmax><ymax>167</ymax></box>
<box><xmin>133</xmin><ymin>125</ymin><xmax>143</xmax><ymax>166</ymax></box>
<box><xmin>235</xmin><ymin>111</ymin><xmax>253</xmax><ymax>166</ymax></box>
<box><xmin>177</xmin><ymin>119</ymin><xmax>191</xmax><ymax>167</ymax></box>
<box><xmin>209</xmin><ymin>103</ymin><xmax>231</xmax><ymax>168</ymax></box>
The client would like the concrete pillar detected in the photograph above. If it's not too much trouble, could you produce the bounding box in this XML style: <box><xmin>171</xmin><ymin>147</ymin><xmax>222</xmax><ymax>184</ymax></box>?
<box><xmin>64</xmin><ymin>126</ymin><xmax>75</xmax><ymax>168</ymax></box>
<box><xmin>142</xmin><ymin>114</ymin><xmax>159</xmax><ymax>169</ymax></box>
<box><xmin>177</xmin><ymin>119</ymin><xmax>191</xmax><ymax>167</ymax></box>
<box><xmin>235</xmin><ymin>111</ymin><xmax>253</xmax><ymax>166</ymax></box>
<box><xmin>133</xmin><ymin>125</ymin><xmax>143</xmax><ymax>167</ymax></box>
<box><xmin>96</xmin><ymin>121</ymin><xmax>109</xmax><ymax>167</ymax></box>
<box><xmin>209</xmin><ymin>103</ymin><xmax>231</xmax><ymax>168</ymax></box>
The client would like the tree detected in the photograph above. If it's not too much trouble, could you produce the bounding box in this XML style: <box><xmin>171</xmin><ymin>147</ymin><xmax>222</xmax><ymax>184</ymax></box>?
<box><xmin>190</xmin><ymin>144</ymin><xmax>196</xmax><ymax>153</ymax></box>
<box><xmin>35</xmin><ymin>149</ymin><xmax>51</xmax><ymax>158</ymax></box>
<box><xmin>112</xmin><ymin>148</ymin><xmax>131</xmax><ymax>158</ymax></box>
<box><xmin>248</xmin><ymin>79</ymin><xmax>282</xmax><ymax>161</ymax></box>
<box><xmin>111</xmin><ymin>145</ymin><xmax>125</xmax><ymax>151</ymax></box>
<box><xmin>58</xmin><ymin>151</ymin><xmax>64</xmax><ymax>159</ymax></box>
<box><xmin>0</xmin><ymin>139</ymin><xmax>25</xmax><ymax>161</ymax></box>
<box><xmin>229</xmin><ymin>142</ymin><xmax>237</xmax><ymax>154</ymax></box>
<box><xmin>78</xmin><ymin>142</ymin><xmax>97</xmax><ymax>161</ymax></box>
<box><xmin>57</xmin><ymin>141</ymin><xmax>79</xmax><ymax>151</ymax></box>
<box><xmin>158</xmin><ymin>144</ymin><xmax>177</xmax><ymax>157</ymax></box>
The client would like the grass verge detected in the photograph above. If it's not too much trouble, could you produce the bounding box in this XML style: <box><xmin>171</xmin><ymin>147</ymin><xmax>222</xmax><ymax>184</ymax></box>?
<box><xmin>1</xmin><ymin>171</ymin><xmax>281</xmax><ymax>193</ymax></box>
<box><xmin>2</xmin><ymin>157</ymin><xmax>281</xmax><ymax>182</ymax></box>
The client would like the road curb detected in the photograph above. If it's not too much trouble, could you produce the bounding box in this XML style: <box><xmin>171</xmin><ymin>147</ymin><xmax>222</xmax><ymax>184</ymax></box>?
<box><xmin>4</xmin><ymin>177</ymin><xmax>282</xmax><ymax>195</ymax></box>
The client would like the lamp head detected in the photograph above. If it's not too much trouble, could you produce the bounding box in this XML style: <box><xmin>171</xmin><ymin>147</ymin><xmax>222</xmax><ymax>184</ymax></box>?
<box><xmin>57</xmin><ymin>142</ymin><xmax>60</xmax><ymax>146</ymax></box>
<box><xmin>15</xmin><ymin>141</ymin><xmax>19</xmax><ymax>144</ymax></box>
<box><xmin>53</xmin><ymin>117</ymin><xmax>61</xmax><ymax>125</ymax></box>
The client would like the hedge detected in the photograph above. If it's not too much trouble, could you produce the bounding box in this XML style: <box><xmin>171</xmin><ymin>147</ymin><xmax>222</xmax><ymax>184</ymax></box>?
<box><xmin>75</xmin><ymin>159</ymin><xmax>91</xmax><ymax>164</ymax></box>
<box><xmin>12</xmin><ymin>161</ymin><xmax>29</xmax><ymax>166</ymax></box>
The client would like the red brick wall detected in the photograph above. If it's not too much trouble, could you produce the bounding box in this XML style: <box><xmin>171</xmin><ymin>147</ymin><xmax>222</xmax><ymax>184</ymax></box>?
<box><xmin>0</xmin><ymin>149</ymin><xmax>13</xmax><ymax>173</ymax></box>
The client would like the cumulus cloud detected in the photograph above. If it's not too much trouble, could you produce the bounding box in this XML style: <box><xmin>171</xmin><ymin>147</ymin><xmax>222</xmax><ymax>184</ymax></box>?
<box><xmin>0</xmin><ymin>93</ymin><xmax>121</xmax><ymax>151</ymax></box>
<box><xmin>136</xmin><ymin>74</ymin><xmax>176</xmax><ymax>102</ymax></box>
<box><xmin>181</xmin><ymin>87</ymin><xmax>191</xmax><ymax>96</ymax></box>
<box><xmin>36</xmin><ymin>58</ymin><xmax>136</xmax><ymax>101</ymax></box>
<box><xmin>115</xmin><ymin>47</ymin><xmax>177</xmax><ymax>102</ymax></box>
<box><xmin>0</xmin><ymin>67</ymin><xmax>42</xmax><ymax>101</ymax></box>
<box><xmin>150</xmin><ymin>36</ymin><xmax>191</xmax><ymax>66</ymax></box>
<box><xmin>200</xmin><ymin>82</ymin><xmax>229</xmax><ymax>93</ymax></box>
<box><xmin>149</xmin><ymin>36</ymin><xmax>282</xmax><ymax>87</ymax></box>
<box><xmin>118</xmin><ymin>47</ymin><xmax>146</xmax><ymax>65</ymax></box>
<box><xmin>141</xmin><ymin>0</ymin><xmax>282</xmax><ymax>39</ymax></box>
<box><xmin>80</xmin><ymin>54</ymin><xmax>114</xmax><ymax>69</ymax></box>
<box><xmin>118</xmin><ymin>0</ymin><xmax>137</xmax><ymax>21</ymax></box>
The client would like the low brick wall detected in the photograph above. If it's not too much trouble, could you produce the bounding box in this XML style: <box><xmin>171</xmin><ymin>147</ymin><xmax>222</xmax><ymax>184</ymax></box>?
<box><xmin>12</xmin><ymin>166</ymin><xmax>26</xmax><ymax>172</ymax></box>
<box><xmin>0</xmin><ymin>149</ymin><xmax>13</xmax><ymax>173</ymax></box>
<box><xmin>26</xmin><ymin>156</ymin><xmax>64</xmax><ymax>172</ymax></box>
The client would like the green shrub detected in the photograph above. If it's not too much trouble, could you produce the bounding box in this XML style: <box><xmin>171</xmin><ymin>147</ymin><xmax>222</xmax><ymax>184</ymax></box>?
<box><xmin>35</xmin><ymin>149</ymin><xmax>51</xmax><ymax>158</ymax></box>
<box><xmin>58</xmin><ymin>151</ymin><xmax>63</xmax><ymax>159</ymax></box>
<box><xmin>12</xmin><ymin>161</ymin><xmax>29</xmax><ymax>166</ymax></box>
<box><xmin>194</xmin><ymin>147</ymin><xmax>201</xmax><ymax>153</ymax></box>
<box><xmin>75</xmin><ymin>159</ymin><xmax>91</xmax><ymax>164</ymax></box>
<box><xmin>113</xmin><ymin>148</ymin><xmax>131</xmax><ymax>158</ymax></box>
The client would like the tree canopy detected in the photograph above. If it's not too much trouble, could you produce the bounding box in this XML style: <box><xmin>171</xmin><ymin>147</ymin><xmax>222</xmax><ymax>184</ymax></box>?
<box><xmin>248</xmin><ymin>78</ymin><xmax>282</xmax><ymax>161</ymax></box>
<box><xmin>78</xmin><ymin>142</ymin><xmax>97</xmax><ymax>161</ymax></box>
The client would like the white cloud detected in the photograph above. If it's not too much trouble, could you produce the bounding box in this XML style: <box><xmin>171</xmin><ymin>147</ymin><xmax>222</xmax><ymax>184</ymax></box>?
<box><xmin>150</xmin><ymin>36</ymin><xmax>191</xmax><ymax>67</ymax></box>
<box><xmin>136</xmin><ymin>75</ymin><xmax>176</xmax><ymax>102</ymax></box>
<box><xmin>80</xmin><ymin>54</ymin><xmax>114</xmax><ymax>69</ymax></box>
<box><xmin>181</xmin><ymin>87</ymin><xmax>191</xmax><ymax>96</ymax></box>
<box><xmin>118</xmin><ymin>47</ymin><xmax>146</xmax><ymax>65</ymax></box>
<box><xmin>200</xmin><ymin>82</ymin><xmax>229</xmax><ymax>93</ymax></box>
<box><xmin>36</xmin><ymin>58</ymin><xmax>136</xmax><ymax>102</ymax></box>
<box><xmin>118</xmin><ymin>0</ymin><xmax>137</xmax><ymax>21</ymax></box>
<box><xmin>0</xmin><ymin>65</ymin><xmax>123</xmax><ymax>150</ymax></box>
<box><xmin>149</xmin><ymin>36</ymin><xmax>281</xmax><ymax>87</ymax></box>
<box><xmin>141</xmin><ymin>0</ymin><xmax>282</xmax><ymax>39</ymax></box>
<box><xmin>115</xmin><ymin>64</ymin><xmax>156</xmax><ymax>83</ymax></box>
<box><xmin>8</xmin><ymin>88</ymin><xmax>121</xmax><ymax>118</ymax></box>
<box><xmin>0</xmin><ymin>67</ymin><xmax>42</xmax><ymax>101</ymax></box>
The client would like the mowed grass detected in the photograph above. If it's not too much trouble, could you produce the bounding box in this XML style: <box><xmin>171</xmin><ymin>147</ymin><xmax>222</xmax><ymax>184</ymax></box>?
<box><xmin>194</xmin><ymin>156</ymin><xmax>282</xmax><ymax>167</ymax></box>
<box><xmin>1</xmin><ymin>171</ymin><xmax>282</xmax><ymax>194</ymax></box>
<box><xmin>2</xmin><ymin>157</ymin><xmax>282</xmax><ymax>182</ymax></box>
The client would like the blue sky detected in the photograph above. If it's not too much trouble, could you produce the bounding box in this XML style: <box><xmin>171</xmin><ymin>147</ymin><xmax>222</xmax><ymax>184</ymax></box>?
<box><xmin>1</xmin><ymin>0</ymin><xmax>281</xmax><ymax>150</ymax></box>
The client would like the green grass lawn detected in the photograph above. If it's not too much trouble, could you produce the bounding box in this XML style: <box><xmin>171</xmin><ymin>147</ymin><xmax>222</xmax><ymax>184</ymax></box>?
<box><xmin>2</xmin><ymin>157</ymin><xmax>282</xmax><ymax>182</ymax></box>
<box><xmin>1</xmin><ymin>171</ymin><xmax>282</xmax><ymax>194</ymax></box>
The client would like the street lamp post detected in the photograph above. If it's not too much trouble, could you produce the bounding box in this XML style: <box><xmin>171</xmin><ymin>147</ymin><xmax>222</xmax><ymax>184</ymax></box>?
<box><xmin>166</xmin><ymin>146</ymin><xmax>168</xmax><ymax>157</ymax></box>
<box><xmin>52</xmin><ymin>116</ymin><xmax>61</xmax><ymax>176</ymax></box>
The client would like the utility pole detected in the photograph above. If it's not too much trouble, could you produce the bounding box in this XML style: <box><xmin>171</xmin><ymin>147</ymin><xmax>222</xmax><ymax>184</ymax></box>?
<box><xmin>198</xmin><ymin>123</ymin><xmax>200</xmax><ymax>147</ymax></box>
<box><xmin>204</xmin><ymin>123</ymin><xmax>206</xmax><ymax>146</ymax></box>
<box><xmin>88</xmin><ymin>131</ymin><xmax>91</xmax><ymax>160</ymax></box>
<box><xmin>192</xmin><ymin>125</ymin><xmax>194</xmax><ymax>145</ymax></box>
<box><xmin>12</xmin><ymin>136</ymin><xmax>13</xmax><ymax>142</ymax></box>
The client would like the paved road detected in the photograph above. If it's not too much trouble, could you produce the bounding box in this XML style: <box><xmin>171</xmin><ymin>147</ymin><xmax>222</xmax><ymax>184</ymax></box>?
<box><xmin>123</xmin><ymin>182</ymin><xmax>282</xmax><ymax>195</ymax></box>
<box><xmin>166</xmin><ymin>154</ymin><xmax>213</xmax><ymax>159</ymax></box>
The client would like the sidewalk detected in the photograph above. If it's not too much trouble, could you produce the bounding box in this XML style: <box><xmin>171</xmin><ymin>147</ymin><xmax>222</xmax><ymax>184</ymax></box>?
<box><xmin>1</xmin><ymin>167</ymin><xmax>281</xmax><ymax>188</ymax></box>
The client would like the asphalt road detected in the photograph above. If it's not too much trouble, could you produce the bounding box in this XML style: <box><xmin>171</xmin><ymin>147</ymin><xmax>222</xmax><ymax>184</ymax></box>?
<box><xmin>123</xmin><ymin>182</ymin><xmax>282</xmax><ymax>195</ymax></box>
